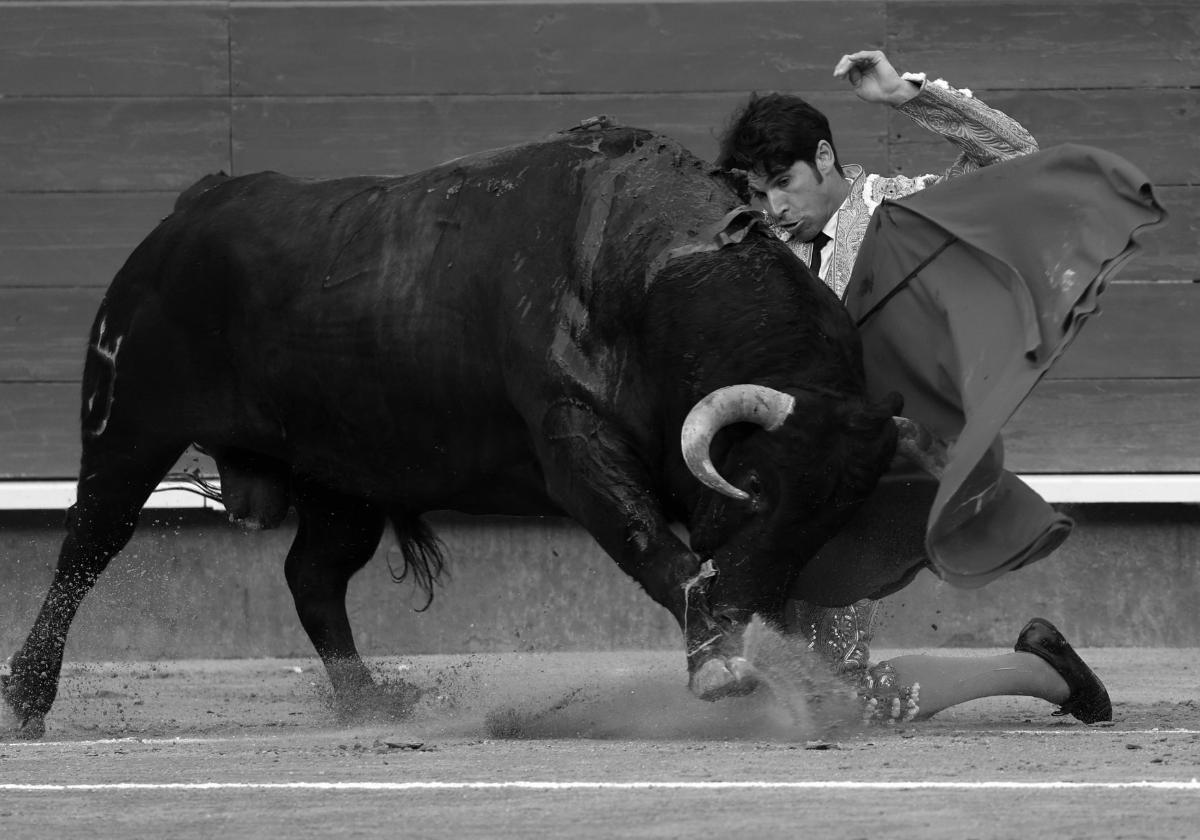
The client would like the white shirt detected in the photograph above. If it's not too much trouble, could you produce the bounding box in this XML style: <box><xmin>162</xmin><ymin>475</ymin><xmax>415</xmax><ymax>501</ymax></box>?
<box><xmin>771</xmin><ymin>178</ymin><xmax>853</xmax><ymax>290</ymax></box>
<box><xmin>813</xmin><ymin>208</ymin><xmax>841</xmax><ymax>284</ymax></box>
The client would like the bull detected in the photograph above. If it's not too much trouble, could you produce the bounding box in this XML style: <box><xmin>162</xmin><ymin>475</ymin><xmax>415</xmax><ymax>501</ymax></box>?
<box><xmin>1</xmin><ymin>124</ymin><xmax>941</xmax><ymax>738</ymax></box>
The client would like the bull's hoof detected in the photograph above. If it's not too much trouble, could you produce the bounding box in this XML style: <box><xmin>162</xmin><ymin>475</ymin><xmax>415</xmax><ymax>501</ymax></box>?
<box><xmin>0</xmin><ymin>675</ymin><xmax>45</xmax><ymax>740</ymax></box>
<box><xmin>689</xmin><ymin>656</ymin><xmax>759</xmax><ymax>701</ymax></box>
<box><xmin>8</xmin><ymin>715</ymin><xmax>46</xmax><ymax>740</ymax></box>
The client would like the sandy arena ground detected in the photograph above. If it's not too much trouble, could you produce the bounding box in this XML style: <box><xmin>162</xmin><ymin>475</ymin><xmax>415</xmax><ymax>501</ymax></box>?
<box><xmin>2</xmin><ymin>648</ymin><xmax>1199</xmax><ymax>839</ymax></box>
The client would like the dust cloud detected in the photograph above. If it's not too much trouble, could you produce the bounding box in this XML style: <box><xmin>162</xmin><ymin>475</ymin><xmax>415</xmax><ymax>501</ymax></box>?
<box><xmin>367</xmin><ymin>617</ymin><xmax>863</xmax><ymax>742</ymax></box>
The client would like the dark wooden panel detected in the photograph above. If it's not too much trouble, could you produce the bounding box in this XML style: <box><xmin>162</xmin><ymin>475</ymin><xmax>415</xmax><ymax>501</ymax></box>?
<box><xmin>0</xmin><ymin>3</ymin><xmax>228</xmax><ymax>96</ymax></box>
<box><xmin>0</xmin><ymin>193</ymin><xmax>175</xmax><ymax>288</ymax></box>
<box><xmin>1119</xmin><ymin>186</ymin><xmax>1200</xmax><ymax>283</ymax></box>
<box><xmin>0</xmin><ymin>182</ymin><xmax>1188</xmax><ymax>299</ymax></box>
<box><xmin>0</xmin><ymin>289</ymin><xmax>99</xmax><ymax>382</ymax></box>
<box><xmin>0</xmin><ymin>99</ymin><xmax>229</xmax><ymax>192</ymax></box>
<box><xmin>889</xmin><ymin>89</ymin><xmax>1200</xmax><ymax>186</ymax></box>
<box><xmin>0</xmin><ymin>384</ymin><xmax>79</xmax><ymax>478</ymax></box>
<box><xmin>3</xmin><ymin>379</ymin><xmax>1200</xmax><ymax>478</ymax></box>
<box><xmin>232</xmin><ymin>93</ymin><xmax>889</xmax><ymax>177</ymax></box>
<box><xmin>889</xmin><ymin>0</ymin><xmax>1200</xmax><ymax>89</ymax></box>
<box><xmin>232</xmin><ymin>1</ymin><xmax>883</xmax><ymax>96</ymax></box>
<box><xmin>1006</xmin><ymin>379</ymin><xmax>1200</xmax><ymax>473</ymax></box>
<box><xmin>0</xmin><ymin>185</ymin><xmax>1188</xmax><ymax>294</ymax></box>
<box><xmin>1</xmin><ymin>180</ymin><xmax>1190</xmax><ymax>292</ymax></box>
<box><xmin>1048</xmin><ymin>282</ymin><xmax>1200</xmax><ymax>380</ymax></box>
<box><xmin>3</xmin><ymin>268</ymin><xmax>1196</xmax><ymax>387</ymax></box>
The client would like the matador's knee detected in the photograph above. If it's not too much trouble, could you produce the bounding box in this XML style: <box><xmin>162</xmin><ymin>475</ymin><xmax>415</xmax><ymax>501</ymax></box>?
<box><xmin>787</xmin><ymin>598</ymin><xmax>881</xmax><ymax>674</ymax></box>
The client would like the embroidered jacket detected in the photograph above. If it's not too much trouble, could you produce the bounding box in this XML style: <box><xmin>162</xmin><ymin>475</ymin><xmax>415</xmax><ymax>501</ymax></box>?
<box><xmin>774</xmin><ymin>74</ymin><xmax>1039</xmax><ymax>299</ymax></box>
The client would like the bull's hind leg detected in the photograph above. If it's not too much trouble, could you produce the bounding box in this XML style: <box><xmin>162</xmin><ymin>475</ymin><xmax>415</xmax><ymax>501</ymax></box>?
<box><xmin>1</xmin><ymin>436</ymin><xmax>187</xmax><ymax>738</ymax></box>
<box><xmin>284</xmin><ymin>483</ymin><xmax>390</xmax><ymax>716</ymax></box>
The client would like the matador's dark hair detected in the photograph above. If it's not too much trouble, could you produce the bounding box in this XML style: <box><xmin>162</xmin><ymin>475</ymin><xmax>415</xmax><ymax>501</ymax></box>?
<box><xmin>716</xmin><ymin>93</ymin><xmax>844</xmax><ymax>179</ymax></box>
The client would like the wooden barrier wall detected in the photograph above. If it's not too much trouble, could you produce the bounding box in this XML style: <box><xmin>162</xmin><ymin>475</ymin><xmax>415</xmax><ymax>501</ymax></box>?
<box><xmin>1</xmin><ymin>0</ymin><xmax>1197</xmax><ymax>479</ymax></box>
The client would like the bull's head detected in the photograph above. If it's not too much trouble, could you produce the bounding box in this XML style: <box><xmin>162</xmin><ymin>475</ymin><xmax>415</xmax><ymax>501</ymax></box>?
<box><xmin>677</xmin><ymin>383</ymin><xmax>947</xmax><ymax>699</ymax></box>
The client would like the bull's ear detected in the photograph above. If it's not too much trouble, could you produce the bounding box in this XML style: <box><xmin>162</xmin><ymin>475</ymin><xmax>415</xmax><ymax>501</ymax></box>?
<box><xmin>710</xmin><ymin>167</ymin><xmax>750</xmax><ymax>203</ymax></box>
<box><xmin>664</xmin><ymin>206</ymin><xmax>770</xmax><ymax>262</ymax></box>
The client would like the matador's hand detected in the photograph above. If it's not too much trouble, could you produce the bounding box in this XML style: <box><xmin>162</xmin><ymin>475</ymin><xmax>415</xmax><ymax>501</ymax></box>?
<box><xmin>833</xmin><ymin>50</ymin><xmax>920</xmax><ymax>107</ymax></box>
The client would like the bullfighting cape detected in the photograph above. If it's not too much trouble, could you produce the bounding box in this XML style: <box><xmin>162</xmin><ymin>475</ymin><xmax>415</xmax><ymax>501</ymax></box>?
<box><xmin>826</xmin><ymin>144</ymin><xmax>1165</xmax><ymax>596</ymax></box>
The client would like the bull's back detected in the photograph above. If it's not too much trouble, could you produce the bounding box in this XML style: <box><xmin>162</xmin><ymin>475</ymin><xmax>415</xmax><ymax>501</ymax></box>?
<box><xmin>102</xmin><ymin>127</ymin><xmax>740</xmax><ymax>506</ymax></box>
<box><xmin>159</xmin><ymin>125</ymin><xmax>736</xmax><ymax>400</ymax></box>
<box><xmin>167</xmin><ymin>126</ymin><xmax>721</xmax><ymax>339</ymax></box>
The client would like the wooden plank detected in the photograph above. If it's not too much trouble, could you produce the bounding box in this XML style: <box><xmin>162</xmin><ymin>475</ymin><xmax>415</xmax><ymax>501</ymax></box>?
<box><xmin>0</xmin><ymin>99</ymin><xmax>229</xmax><ymax>192</ymax></box>
<box><xmin>0</xmin><ymin>185</ymin><xmax>1188</xmax><ymax>294</ymax></box>
<box><xmin>0</xmin><ymin>3</ymin><xmax>228</xmax><ymax>96</ymax></box>
<box><xmin>889</xmin><ymin>89</ymin><xmax>1200</xmax><ymax>186</ymax></box>
<box><xmin>0</xmin><ymin>193</ymin><xmax>176</xmax><ymax>288</ymax></box>
<box><xmin>231</xmin><ymin>92</ymin><xmax>889</xmax><ymax>177</ymax></box>
<box><xmin>0</xmin><ymin>385</ymin><xmax>213</xmax><ymax>480</ymax></box>
<box><xmin>1119</xmin><ymin>186</ymin><xmax>1200</xmax><ymax>283</ymax></box>
<box><xmin>2</xmin><ymin>278</ymin><xmax>1193</xmax><ymax>383</ymax></box>
<box><xmin>0</xmin><ymin>277</ymin><xmax>1195</xmax><ymax>382</ymax></box>
<box><xmin>0</xmin><ymin>289</ymin><xmax>100</xmax><ymax>382</ymax></box>
<box><xmin>1</xmin><ymin>188</ymin><xmax>1188</xmax><ymax>294</ymax></box>
<box><xmin>1048</xmin><ymin>282</ymin><xmax>1200</xmax><ymax>380</ymax></box>
<box><xmin>0</xmin><ymin>185</ymin><xmax>1187</xmax><ymax>299</ymax></box>
<box><xmin>232</xmin><ymin>1</ymin><xmax>884</xmax><ymax>96</ymax></box>
<box><xmin>1006</xmin><ymin>379</ymin><xmax>1200</xmax><ymax>474</ymax></box>
<box><xmin>888</xmin><ymin>0</ymin><xmax>1200</xmax><ymax>89</ymax></box>
<box><xmin>3</xmin><ymin>379</ymin><xmax>1199</xmax><ymax>478</ymax></box>
<box><xmin>0</xmin><ymin>384</ymin><xmax>79</xmax><ymax>478</ymax></box>
<box><xmin>4</xmin><ymin>280</ymin><xmax>1196</xmax><ymax>384</ymax></box>
<box><xmin>1</xmin><ymin>148</ymin><xmax>1190</xmax><ymax>288</ymax></box>
<box><xmin>3</xmin><ymin>266</ymin><xmax>1196</xmax><ymax>388</ymax></box>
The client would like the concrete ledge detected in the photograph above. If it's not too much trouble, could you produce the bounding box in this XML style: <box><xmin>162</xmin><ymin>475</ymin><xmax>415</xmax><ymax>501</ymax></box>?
<box><xmin>0</xmin><ymin>481</ymin><xmax>224</xmax><ymax>511</ymax></box>
<box><xmin>1018</xmin><ymin>474</ymin><xmax>1200</xmax><ymax>503</ymax></box>
<box><xmin>2</xmin><ymin>504</ymin><xmax>1198</xmax><ymax>660</ymax></box>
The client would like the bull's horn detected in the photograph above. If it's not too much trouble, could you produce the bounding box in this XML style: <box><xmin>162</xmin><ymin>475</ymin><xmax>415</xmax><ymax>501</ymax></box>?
<box><xmin>892</xmin><ymin>416</ymin><xmax>949</xmax><ymax>479</ymax></box>
<box><xmin>681</xmin><ymin>384</ymin><xmax>795</xmax><ymax>500</ymax></box>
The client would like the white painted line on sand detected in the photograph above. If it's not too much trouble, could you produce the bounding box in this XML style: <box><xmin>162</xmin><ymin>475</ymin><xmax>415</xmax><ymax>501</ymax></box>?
<box><xmin>7</xmin><ymin>728</ymin><xmax>1199</xmax><ymax>749</ymax></box>
<box><xmin>988</xmin><ymin>728</ymin><xmax>1200</xmax><ymax>736</ymax></box>
<box><xmin>7</xmin><ymin>736</ymin><xmax>249</xmax><ymax>748</ymax></box>
<box><xmin>2</xmin><ymin>780</ymin><xmax>1199</xmax><ymax>792</ymax></box>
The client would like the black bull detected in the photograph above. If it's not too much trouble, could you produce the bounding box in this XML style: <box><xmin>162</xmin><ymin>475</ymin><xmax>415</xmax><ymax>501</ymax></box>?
<box><xmin>2</xmin><ymin>125</ymin><xmax>933</xmax><ymax>737</ymax></box>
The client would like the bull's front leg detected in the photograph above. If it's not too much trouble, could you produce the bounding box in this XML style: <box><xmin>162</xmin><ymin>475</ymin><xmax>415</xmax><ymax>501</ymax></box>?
<box><xmin>536</xmin><ymin>400</ymin><xmax>756</xmax><ymax>700</ymax></box>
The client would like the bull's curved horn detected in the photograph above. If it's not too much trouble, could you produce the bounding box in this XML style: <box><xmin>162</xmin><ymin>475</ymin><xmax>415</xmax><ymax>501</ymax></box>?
<box><xmin>681</xmin><ymin>384</ymin><xmax>796</xmax><ymax>500</ymax></box>
<box><xmin>892</xmin><ymin>416</ymin><xmax>949</xmax><ymax>479</ymax></box>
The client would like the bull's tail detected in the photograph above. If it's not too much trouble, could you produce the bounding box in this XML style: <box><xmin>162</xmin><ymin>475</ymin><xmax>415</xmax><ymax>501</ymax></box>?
<box><xmin>385</xmin><ymin>511</ymin><xmax>448</xmax><ymax>611</ymax></box>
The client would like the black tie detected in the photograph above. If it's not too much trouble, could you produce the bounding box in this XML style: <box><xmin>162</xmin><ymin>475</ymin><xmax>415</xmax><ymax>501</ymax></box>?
<box><xmin>809</xmin><ymin>232</ymin><xmax>831</xmax><ymax>277</ymax></box>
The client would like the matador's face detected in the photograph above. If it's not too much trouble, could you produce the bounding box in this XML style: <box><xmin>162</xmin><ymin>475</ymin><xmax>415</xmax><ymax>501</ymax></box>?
<box><xmin>746</xmin><ymin>140</ymin><xmax>843</xmax><ymax>243</ymax></box>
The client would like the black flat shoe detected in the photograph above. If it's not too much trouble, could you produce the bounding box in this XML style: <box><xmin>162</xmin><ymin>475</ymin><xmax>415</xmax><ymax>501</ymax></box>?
<box><xmin>1015</xmin><ymin>617</ymin><xmax>1112</xmax><ymax>724</ymax></box>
